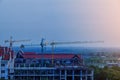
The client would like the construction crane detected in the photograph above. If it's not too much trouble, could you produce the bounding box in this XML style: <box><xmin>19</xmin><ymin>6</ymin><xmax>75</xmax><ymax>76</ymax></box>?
<box><xmin>5</xmin><ymin>36</ymin><xmax>31</xmax><ymax>61</ymax></box>
<box><xmin>40</xmin><ymin>38</ymin><xmax>46</xmax><ymax>53</ymax></box>
<box><xmin>20</xmin><ymin>38</ymin><xmax>48</xmax><ymax>67</ymax></box>
<box><xmin>50</xmin><ymin>40</ymin><xmax>104</xmax><ymax>51</ymax></box>
<box><xmin>21</xmin><ymin>39</ymin><xmax>104</xmax><ymax>65</ymax></box>
<box><xmin>21</xmin><ymin>38</ymin><xmax>47</xmax><ymax>53</ymax></box>
<box><xmin>48</xmin><ymin>40</ymin><xmax>104</xmax><ymax>64</ymax></box>
<box><xmin>5</xmin><ymin>36</ymin><xmax>31</xmax><ymax>49</ymax></box>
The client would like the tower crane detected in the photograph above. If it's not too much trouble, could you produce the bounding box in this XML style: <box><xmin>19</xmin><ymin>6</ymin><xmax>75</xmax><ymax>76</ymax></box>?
<box><xmin>21</xmin><ymin>38</ymin><xmax>48</xmax><ymax>53</ymax></box>
<box><xmin>48</xmin><ymin>40</ymin><xmax>104</xmax><ymax>64</ymax></box>
<box><xmin>5</xmin><ymin>36</ymin><xmax>31</xmax><ymax>61</ymax></box>
<box><xmin>21</xmin><ymin>39</ymin><xmax>104</xmax><ymax>65</ymax></box>
<box><xmin>20</xmin><ymin>38</ymin><xmax>48</xmax><ymax>66</ymax></box>
<box><xmin>49</xmin><ymin>41</ymin><xmax>104</xmax><ymax>51</ymax></box>
<box><xmin>5</xmin><ymin>36</ymin><xmax>31</xmax><ymax>49</ymax></box>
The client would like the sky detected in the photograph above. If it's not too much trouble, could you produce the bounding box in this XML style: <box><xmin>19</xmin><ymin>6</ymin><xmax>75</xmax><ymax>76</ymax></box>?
<box><xmin>0</xmin><ymin>0</ymin><xmax>120</xmax><ymax>47</ymax></box>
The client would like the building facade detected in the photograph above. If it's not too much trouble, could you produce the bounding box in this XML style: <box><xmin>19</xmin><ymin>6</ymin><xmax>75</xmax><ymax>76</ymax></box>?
<box><xmin>0</xmin><ymin>46</ymin><xmax>94</xmax><ymax>80</ymax></box>
<box><xmin>12</xmin><ymin>52</ymin><xmax>94</xmax><ymax>80</ymax></box>
<box><xmin>0</xmin><ymin>47</ymin><xmax>14</xmax><ymax>80</ymax></box>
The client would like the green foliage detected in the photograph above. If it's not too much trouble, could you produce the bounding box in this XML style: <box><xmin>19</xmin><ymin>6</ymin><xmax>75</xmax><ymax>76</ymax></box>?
<box><xmin>91</xmin><ymin>66</ymin><xmax>120</xmax><ymax>80</ymax></box>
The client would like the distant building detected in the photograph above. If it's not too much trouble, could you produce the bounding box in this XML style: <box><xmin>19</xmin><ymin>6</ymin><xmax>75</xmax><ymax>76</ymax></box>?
<box><xmin>11</xmin><ymin>51</ymin><xmax>94</xmax><ymax>80</ymax></box>
<box><xmin>85</xmin><ymin>57</ymin><xmax>105</xmax><ymax>68</ymax></box>
<box><xmin>85</xmin><ymin>55</ymin><xmax>120</xmax><ymax>68</ymax></box>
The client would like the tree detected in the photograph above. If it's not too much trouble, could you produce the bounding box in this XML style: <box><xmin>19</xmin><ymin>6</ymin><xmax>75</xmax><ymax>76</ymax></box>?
<box><xmin>91</xmin><ymin>66</ymin><xmax>120</xmax><ymax>80</ymax></box>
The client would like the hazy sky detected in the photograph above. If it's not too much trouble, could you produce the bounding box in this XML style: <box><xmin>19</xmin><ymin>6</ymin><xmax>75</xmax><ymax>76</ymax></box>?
<box><xmin>0</xmin><ymin>0</ymin><xmax>120</xmax><ymax>47</ymax></box>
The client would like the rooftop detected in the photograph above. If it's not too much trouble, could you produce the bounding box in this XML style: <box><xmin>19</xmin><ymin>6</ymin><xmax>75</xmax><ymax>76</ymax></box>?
<box><xmin>19</xmin><ymin>52</ymin><xmax>82</xmax><ymax>59</ymax></box>
<box><xmin>0</xmin><ymin>47</ymin><xmax>14</xmax><ymax>60</ymax></box>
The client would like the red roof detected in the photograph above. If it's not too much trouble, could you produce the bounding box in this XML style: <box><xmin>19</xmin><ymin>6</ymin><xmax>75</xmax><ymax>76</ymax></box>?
<box><xmin>23</xmin><ymin>52</ymin><xmax>41</xmax><ymax>58</ymax></box>
<box><xmin>23</xmin><ymin>52</ymin><xmax>81</xmax><ymax>59</ymax></box>
<box><xmin>0</xmin><ymin>47</ymin><xmax>14</xmax><ymax>60</ymax></box>
<box><xmin>0</xmin><ymin>47</ymin><xmax>5</xmax><ymax>56</ymax></box>
<box><xmin>2</xmin><ymin>52</ymin><xmax>14</xmax><ymax>60</ymax></box>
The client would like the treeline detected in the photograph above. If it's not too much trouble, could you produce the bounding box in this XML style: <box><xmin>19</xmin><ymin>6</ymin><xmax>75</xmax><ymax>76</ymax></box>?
<box><xmin>91</xmin><ymin>66</ymin><xmax>120</xmax><ymax>80</ymax></box>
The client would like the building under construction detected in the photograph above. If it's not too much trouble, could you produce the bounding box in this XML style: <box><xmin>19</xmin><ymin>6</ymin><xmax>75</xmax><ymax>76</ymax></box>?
<box><xmin>10</xmin><ymin>51</ymin><xmax>94</xmax><ymax>80</ymax></box>
<box><xmin>1</xmin><ymin>37</ymin><xmax>104</xmax><ymax>80</ymax></box>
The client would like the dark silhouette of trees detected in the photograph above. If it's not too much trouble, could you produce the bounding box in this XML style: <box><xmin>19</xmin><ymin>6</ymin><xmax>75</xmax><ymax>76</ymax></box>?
<box><xmin>91</xmin><ymin>66</ymin><xmax>120</xmax><ymax>80</ymax></box>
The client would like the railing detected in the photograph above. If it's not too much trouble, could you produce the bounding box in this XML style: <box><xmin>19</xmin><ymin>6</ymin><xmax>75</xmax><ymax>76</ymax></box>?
<box><xmin>14</xmin><ymin>74</ymin><xmax>59</xmax><ymax>76</ymax></box>
<box><xmin>13</xmin><ymin>73</ymin><xmax>93</xmax><ymax>77</ymax></box>
<box><xmin>14</xmin><ymin>67</ymin><xmax>56</xmax><ymax>70</ymax></box>
<box><xmin>13</xmin><ymin>69</ymin><xmax>93</xmax><ymax>77</ymax></box>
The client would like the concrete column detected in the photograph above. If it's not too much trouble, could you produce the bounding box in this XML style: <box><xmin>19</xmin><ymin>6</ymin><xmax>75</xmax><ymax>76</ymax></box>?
<box><xmin>60</xmin><ymin>70</ymin><xmax>61</xmax><ymax>80</ymax></box>
<box><xmin>13</xmin><ymin>76</ymin><xmax>14</xmax><ymax>80</ymax></box>
<box><xmin>80</xmin><ymin>70</ymin><xmax>82</xmax><ymax>80</ymax></box>
<box><xmin>53</xmin><ymin>70</ymin><xmax>54</xmax><ymax>80</ymax></box>
<box><xmin>27</xmin><ymin>76</ymin><xmax>28</xmax><ymax>80</ymax></box>
<box><xmin>65</xmin><ymin>70</ymin><xmax>67</xmax><ymax>80</ymax></box>
<box><xmin>47</xmin><ymin>76</ymin><xmax>49</xmax><ymax>80</ymax></box>
<box><xmin>91</xmin><ymin>76</ymin><xmax>94</xmax><ymax>80</ymax></box>
<box><xmin>91</xmin><ymin>70</ymin><xmax>94</xmax><ymax>80</ymax></box>
<box><xmin>72</xmin><ymin>70</ymin><xmax>74</xmax><ymax>80</ymax></box>
<box><xmin>85</xmin><ymin>70</ymin><xmax>88</xmax><ymax>80</ymax></box>
<box><xmin>33</xmin><ymin>76</ymin><xmax>35</xmax><ymax>80</ymax></box>
<box><xmin>40</xmin><ymin>76</ymin><xmax>41</xmax><ymax>80</ymax></box>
